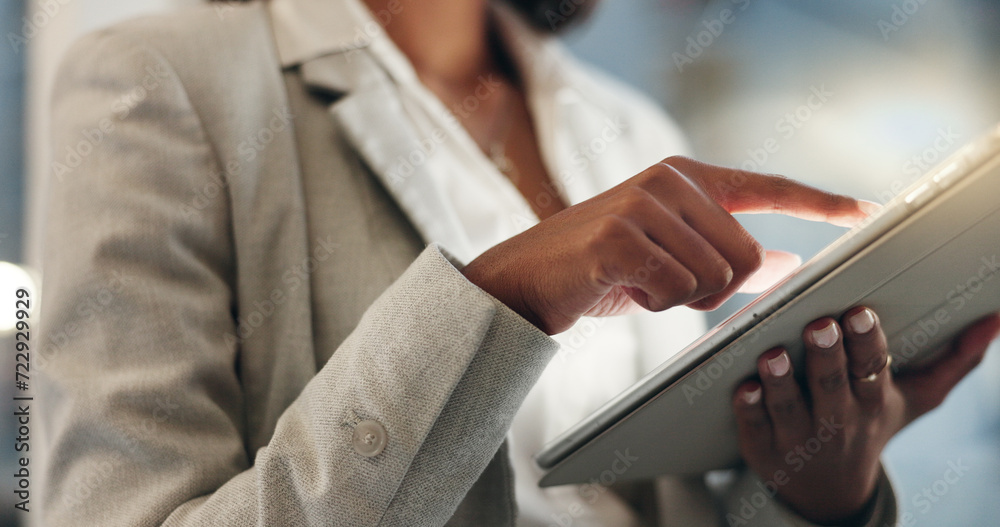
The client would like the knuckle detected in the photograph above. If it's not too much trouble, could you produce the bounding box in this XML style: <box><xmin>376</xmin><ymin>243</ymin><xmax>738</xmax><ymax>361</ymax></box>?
<box><xmin>862</xmin><ymin>389</ymin><xmax>890</xmax><ymax>415</ymax></box>
<box><xmin>661</xmin><ymin>155</ymin><xmax>693</xmax><ymax>169</ymax></box>
<box><xmin>634</xmin><ymin>168</ymin><xmax>662</xmax><ymax>189</ymax></box>
<box><xmin>768</xmin><ymin>397</ymin><xmax>802</xmax><ymax>420</ymax></box>
<box><xmin>700</xmin><ymin>263</ymin><xmax>734</xmax><ymax>295</ymax></box>
<box><xmin>853</xmin><ymin>354</ymin><xmax>886</xmax><ymax>379</ymax></box>
<box><xmin>743</xmin><ymin>411</ymin><xmax>770</xmax><ymax>430</ymax></box>
<box><xmin>735</xmin><ymin>236</ymin><xmax>766</xmax><ymax>278</ymax></box>
<box><xmin>846</xmin><ymin>420</ymin><xmax>861</xmax><ymax>442</ymax></box>
<box><xmin>582</xmin><ymin>217</ymin><xmax>632</xmax><ymax>281</ymax></box>
<box><xmin>861</xmin><ymin>418</ymin><xmax>882</xmax><ymax>439</ymax></box>
<box><xmin>817</xmin><ymin>368</ymin><xmax>849</xmax><ymax>393</ymax></box>
<box><xmin>590</xmin><ymin>258</ymin><xmax>620</xmax><ymax>285</ymax></box>
<box><xmin>644</xmin><ymin>296</ymin><xmax>672</xmax><ymax>312</ymax></box>
<box><xmin>825</xmin><ymin>429</ymin><xmax>851</xmax><ymax>454</ymax></box>
<box><xmin>590</xmin><ymin>214</ymin><xmax>630</xmax><ymax>245</ymax></box>
<box><xmin>672</xmin><ymin>272</ymin><xmax>699</xmax><ymax>301</ymax></box>
<box><xmin>748</xmin><ymin>239</ymin><xmax>766</xmax><ymax>270</ymax></box>
<box><xmin>767</xmin><ymin>174</ymin><xmax>794</xmax><ymax>195</ymax></box>
<box><xmin>765</xmin><ymin>175</ymin><xmax>793</xmax><ymax>212</ymax></box>
<box><xmin>641</xmin><ymin>160</ymin><xmax>685</xmax><ymax>189</ymax></box>
<box><xmin>618</xmin><ymin>186</ymin><xmax>656</xmax><ymax>216</ymax></box>
<box><xmin>823</xmin><ymin>191</ymin><xmax>850</xmax><ymax>213</ymax></box>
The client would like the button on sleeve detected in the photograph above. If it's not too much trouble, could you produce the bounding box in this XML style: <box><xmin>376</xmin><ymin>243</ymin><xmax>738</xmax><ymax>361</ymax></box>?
<box><xmin>352</xmin><ymin>420</ymin><xmax>388</xmax><ymax>457</ymax></box>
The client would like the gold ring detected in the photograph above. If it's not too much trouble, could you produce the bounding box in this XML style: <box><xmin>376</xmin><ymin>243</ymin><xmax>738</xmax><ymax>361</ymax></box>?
<box><xmin>855</xmin><ymin>355</ymin><xmax>892</xmax><ymax>383</ymax></box>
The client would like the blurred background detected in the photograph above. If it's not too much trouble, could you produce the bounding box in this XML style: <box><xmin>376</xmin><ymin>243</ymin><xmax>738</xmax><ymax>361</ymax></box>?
<box><xmin>563</xmin><ymin>1</ymin><xmax>1000</xmax><ymax>525</ymax></box>
<box><xmin>1</xmin><ymin>0</ymin><xmax>998</xmax><ymax>525</ymax></box>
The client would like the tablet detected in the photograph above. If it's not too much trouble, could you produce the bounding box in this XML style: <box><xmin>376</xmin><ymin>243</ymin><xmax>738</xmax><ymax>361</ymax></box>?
<box><xmin>535</xmin><ymin>123</ymin><xmax>1000</xmax><ymax>487</ymax></box>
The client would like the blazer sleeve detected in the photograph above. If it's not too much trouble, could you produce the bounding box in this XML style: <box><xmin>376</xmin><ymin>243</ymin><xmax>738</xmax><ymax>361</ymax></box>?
<box><xmin>37</xmin><ymin>30</ymin><xmax>558</xmax><ymax>527</ymax></box>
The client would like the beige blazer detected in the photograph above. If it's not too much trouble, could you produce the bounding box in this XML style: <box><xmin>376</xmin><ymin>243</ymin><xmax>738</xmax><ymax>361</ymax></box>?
<box><xmin>36</xmin><ymin>1</ymin><xmax>896</xmax><ymax>526</ymax></box>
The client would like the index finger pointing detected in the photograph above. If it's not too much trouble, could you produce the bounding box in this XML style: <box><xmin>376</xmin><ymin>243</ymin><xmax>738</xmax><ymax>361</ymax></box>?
<box><xmin>718</xmin><ymin>171</ymin><xmax>877</xmax><ymax>227</ymax></box>
<box><xmin>668</xmin><ymin>158</ymin><xmax>878</xmax><ymax>227</ymax></box>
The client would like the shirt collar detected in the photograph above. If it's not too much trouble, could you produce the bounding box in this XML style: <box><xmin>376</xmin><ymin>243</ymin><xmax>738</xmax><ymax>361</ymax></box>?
<box><xmin>268</xmin><ymin>0</ymin><xmax>377</xmax><ymax>66</ymax></box>
<box><xmin>268</xmin><ymin>0</ymin><xmax>575</xmax><ymax>90</ymax></box>
<box><xmin>268</xmin><ymin>0</ymin><xmax>612</xmax><ymax>217</ymax></box>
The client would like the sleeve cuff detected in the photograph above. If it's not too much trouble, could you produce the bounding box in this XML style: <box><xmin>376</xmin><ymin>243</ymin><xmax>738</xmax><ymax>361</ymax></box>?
<box><xmin>432</xmin><ymin>242</ymin><xmax>555</xmax><ymax>347</ymax></box>
<box><xmin>773</xmin><ymin>466</ymin><xmax>897</xmax><ymax>527</ymax></box>
<box><xmin>720</xmin><ymin>464</ymin><xmax>898</xmax><ymax>527</ymax></box>
<box><xmin>260</xmin><ymin>242</ymin><xmax>559</xmax><ymax>524</ymax></box>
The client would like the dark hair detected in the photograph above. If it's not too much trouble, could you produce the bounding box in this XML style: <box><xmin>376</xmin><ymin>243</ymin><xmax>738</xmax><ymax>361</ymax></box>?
<box><xmin>501</xmin><ymin>0</ymin><xmax>598</xmax><ymax>32</ymax></box>
<box><xmin>210</xmin><ymin>0</ymin><xmax>597</xmax><ymax>33</ymax></box>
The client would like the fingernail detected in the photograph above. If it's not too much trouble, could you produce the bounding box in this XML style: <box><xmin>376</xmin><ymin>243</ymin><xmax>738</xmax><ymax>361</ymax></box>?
<box><xmin>848</xmin><ymin>308</ymin><xmax>876</xmax><ymax>334</ymax></box>
<box><xmin>766</xmin><ymin>352</ymin><xmax>791</xmax><ymax>377</ymax></box>
<box><xmin>743</xmin><ymin>386</ymin><xmax>762</xmax><ymax>405</ymax></box>
<box><xmin>858</xmin><ymin>200</ymin><xmax>882</xmax><ymax>216</ymax></box>
<box><xmin>810</xmin><ymin>320</ymin><xmax>839</xmax><ymax>349</ymax></box>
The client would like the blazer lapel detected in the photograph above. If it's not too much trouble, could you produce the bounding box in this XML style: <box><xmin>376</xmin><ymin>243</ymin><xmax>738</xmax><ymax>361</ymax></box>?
<box><xmin>299</xmin><ymin>52</ymin><xmax>478</xmax><ymax>261</ymax></box>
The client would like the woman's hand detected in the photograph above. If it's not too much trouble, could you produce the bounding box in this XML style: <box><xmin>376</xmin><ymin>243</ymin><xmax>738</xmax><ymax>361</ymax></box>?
<box><xmin>462</xmin><ymin>156</ymin><xmax>872</xmax><ymax>335</ymax></box>
<box><xmin>733</xmin><ymin>308</ymin><xmax>1000</xmax><ymax>525</ymax></box>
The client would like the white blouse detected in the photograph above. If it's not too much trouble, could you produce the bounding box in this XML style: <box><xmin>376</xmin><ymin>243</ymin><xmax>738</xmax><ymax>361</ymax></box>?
<box><xmin>341</xmin><ymin>1</ymin><xmax>707</xmax><ymax>524</ymax></box>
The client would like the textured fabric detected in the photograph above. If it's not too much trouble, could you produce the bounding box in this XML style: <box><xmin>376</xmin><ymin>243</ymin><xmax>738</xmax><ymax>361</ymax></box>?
<box><xmin>281</xmin><ymin>2</ymin><xmax>708</xmax><ymax>524</ymax></box>
<box><xmin>35</xmin><ymin>1</ymin><xmax>900</xmax><ymax>526</ymax></box>
<box><xmin>37</xmin><ymin>5</ymin><xmax>558</xmax><ymax>526</ymax></box>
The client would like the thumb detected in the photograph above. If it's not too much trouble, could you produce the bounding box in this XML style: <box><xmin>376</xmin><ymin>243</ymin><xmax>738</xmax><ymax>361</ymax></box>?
<box><xmin>896</xmin><ymin>313</ymin><xmax>1000</xmax><ymax>423</ymax></box>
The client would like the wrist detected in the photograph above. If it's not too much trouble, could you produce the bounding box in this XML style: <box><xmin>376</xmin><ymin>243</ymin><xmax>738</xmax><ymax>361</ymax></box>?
<box><xmin>461</xmin><ymin>254</ymin><xmax>547</xmax><ymax>334</ymax></box>
<box><xmin>804</xmin><ymin>489</ymin><xmax>879</xmax><ymax>527</ymax></box>
<box><xmin>783</xmin><ymin>475</ymin><xmax>880</xmax><ymax>526</ymax></box>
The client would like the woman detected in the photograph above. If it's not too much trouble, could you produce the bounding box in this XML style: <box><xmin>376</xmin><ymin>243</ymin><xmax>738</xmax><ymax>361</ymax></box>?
<box><xmin>37</xmin><ymin>0</ymin><xmax>1000</xmax><ymax>525</ymax></box>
